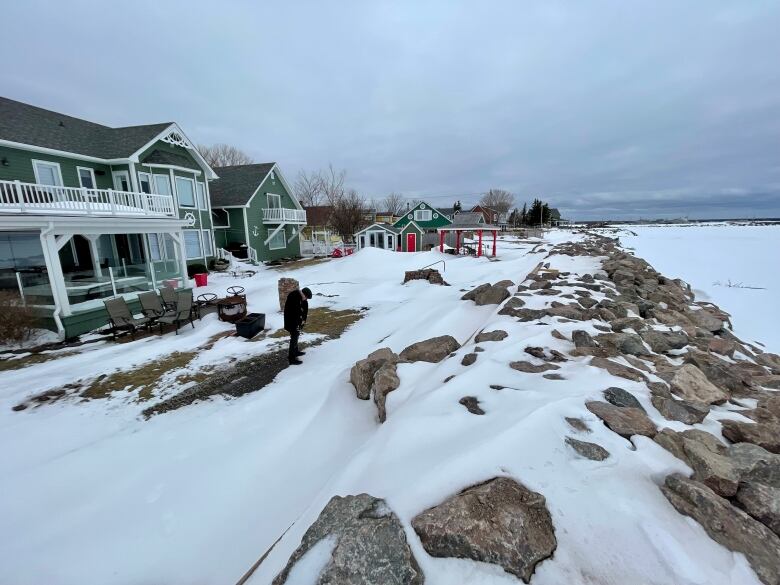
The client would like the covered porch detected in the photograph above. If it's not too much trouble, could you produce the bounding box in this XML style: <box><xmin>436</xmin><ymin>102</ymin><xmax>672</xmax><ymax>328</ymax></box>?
<box><xmin>436</xmin><ymin>224</ymin><xmax>502</xmax><ymax>257</ymax></box>
<box><xmin>1</xmin><ymin>214</ymin><xmax>191</xmax><ymax>337</ymax></box>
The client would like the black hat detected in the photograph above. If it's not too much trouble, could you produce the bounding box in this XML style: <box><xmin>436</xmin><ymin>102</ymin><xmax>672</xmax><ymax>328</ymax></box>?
<box><xmin>301</xmin><ymin>287</ymin><xmax>313</xmax><ymax>299</ymax></box>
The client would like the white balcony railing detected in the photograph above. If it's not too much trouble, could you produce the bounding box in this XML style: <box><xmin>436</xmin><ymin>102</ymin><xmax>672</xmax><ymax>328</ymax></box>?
<box><xmin>0</xmin><ymin>180</ymin><xmax>176</xmax><ymax>218</ymax></box>
<box><xmin>262</xmin><ymin>207</ymin><xmax>307</xmax><ymax>224</ymax></box>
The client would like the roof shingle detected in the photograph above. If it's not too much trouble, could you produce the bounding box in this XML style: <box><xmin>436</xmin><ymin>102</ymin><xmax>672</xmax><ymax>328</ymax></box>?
<box><xmin>209</xmin><ymin>163</ymin><xmax>276</xmax><ymax>207</ymax></box>
<box><xmin>0</xmin><ymin>96</ymin><xmax>171</xmax><ymax>159</ymax></box>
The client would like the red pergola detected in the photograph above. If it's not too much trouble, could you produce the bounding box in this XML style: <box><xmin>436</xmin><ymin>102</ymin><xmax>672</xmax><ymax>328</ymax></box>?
<box><xmin>437</xmin><ymin>224</ymin><xmax>502</xmax><ymax>257</ymax></box>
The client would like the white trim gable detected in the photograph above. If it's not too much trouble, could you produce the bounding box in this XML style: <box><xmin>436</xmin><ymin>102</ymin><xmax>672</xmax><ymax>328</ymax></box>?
<box><xmin>394</xmin><ymin>201</ymin><xmax>451</xmax><ymax>227</ymax></box>
<box><xmin>128</xmin><ymin>123</ymin><xmax>218</xmax><ymax>180</ymax></box>
<box><xmin>355</xmin><ymin>222</ymin><xmax>398</xmax><ymax>236</ymax></box>
<box><xmin>244</xmin><ymin>163</ymin><xmax>304</xmax><ymax>211</ymax></box>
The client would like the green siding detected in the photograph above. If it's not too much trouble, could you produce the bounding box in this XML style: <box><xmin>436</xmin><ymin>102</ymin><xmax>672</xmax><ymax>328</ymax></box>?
<box><xmin>0</xmin><ymin>145</ymin><xmax>114</xmax><ymax>188</ymax></box>
<box><xmin>400</xmin><ymin>223</ymin><xmax>423</xmax><ymax>252</ymax></box>
<box><xmin>393</xmin><ymin>201</ymin><xmax>451</xmax><ymax>229</ymax></box>
<box><xmin>212</xmin><ymin>170</ymin><xmax>302</xmax><ymax>262</ymax></box>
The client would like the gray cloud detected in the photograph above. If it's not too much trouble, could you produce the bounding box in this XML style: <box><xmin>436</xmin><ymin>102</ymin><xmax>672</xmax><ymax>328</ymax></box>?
<box><xmin>2</xmin><ymin>0</ymin><xmax>780</xmax><ymax>219</ymax></box>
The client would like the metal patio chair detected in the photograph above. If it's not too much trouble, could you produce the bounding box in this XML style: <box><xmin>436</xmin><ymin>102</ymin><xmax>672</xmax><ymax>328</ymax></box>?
<box><xmin>159</xmin><ymin>286</ymin><xmax>177</xmax><ymax>310</ymax></box>
<box><xmin>104</xmin><ymin>297</ymin><xmax>152</xmax><ymax>341</ymax></box>
<box><xmin>138</xmin><ymin>291</ymin><xmax>174</xmax><ymax>321</ymax></box>
<box><xmin>157</xmin><ymin>291</ymin><xmax>195</xmax><ymax>335</ymax></box>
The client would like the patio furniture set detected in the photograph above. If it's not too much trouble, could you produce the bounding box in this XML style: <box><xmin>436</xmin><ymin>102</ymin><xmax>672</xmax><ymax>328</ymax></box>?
<box><xmin>103</xmin><ymin>285</ymin><xmax>252</xmax><ymax>341</ymax></box>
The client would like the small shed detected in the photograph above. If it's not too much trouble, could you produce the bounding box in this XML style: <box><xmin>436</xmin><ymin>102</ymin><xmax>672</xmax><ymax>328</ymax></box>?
<box><xmin>355</xmin><ymin>223</ymin><xmax>401</xmax><ymax>251</ymax></box>
<box><xmin>437</xmin><ymin>222</ymin><xmax>502</xmax><ymax>257</ymax></box>
<box><xmin>399</xmin><ymin>221</ymin><xmax>424</xmax><ymax>252</ymax></box>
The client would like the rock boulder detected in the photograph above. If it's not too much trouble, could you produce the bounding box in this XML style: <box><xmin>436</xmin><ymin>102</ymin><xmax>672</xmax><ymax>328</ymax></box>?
<box><xmin>412</xmin><ymin>477</ymin><xmax>556</xmax><ymax>583</ymax></box>
<box><xmin>400</xmin><ymin>336</ymin><xmax>460</xmax><ymax>363</ymax></box>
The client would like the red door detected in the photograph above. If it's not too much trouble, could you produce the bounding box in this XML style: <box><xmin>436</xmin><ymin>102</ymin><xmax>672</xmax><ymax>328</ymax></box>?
<box><xmin>406</xmin><ymin>232</ymin><xmax>416</xmax><ymax>252</ymax></box>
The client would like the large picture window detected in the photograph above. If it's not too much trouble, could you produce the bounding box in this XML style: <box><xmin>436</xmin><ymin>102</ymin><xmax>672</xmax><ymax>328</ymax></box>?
<box><xmin>183</xmin><ymin>230</ymin><xmax>203</xmax><ymax>259</ymax></box>
<box><xmin>175</xmin><ymin>177</ymin><xmax>196</xmax><ymax>207</ymax></box>
<box><xmin>268</xmin><ymin>228</ymin><xmax>286</xmax><ymax>250</ymax></box>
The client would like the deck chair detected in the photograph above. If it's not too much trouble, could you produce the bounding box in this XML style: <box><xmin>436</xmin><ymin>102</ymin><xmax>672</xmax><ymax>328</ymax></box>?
<box><xmin>157</xmin><ymin>290</ymin><xmax>195</xmax><ymax>335</ymax></box>
<box><xmin>160</xmin><ymin>286</ymin><xmax>177</xmax><ymax>310</ymax></box>
<box><xmin>138</xmin><ymin>291</ymin><xmax>174</xmax><ymax>320</ymax></box>
<box><xmin>104</xmin><ymin>298</ymin><xmax>152</xmax><ymax>341</ymax></box>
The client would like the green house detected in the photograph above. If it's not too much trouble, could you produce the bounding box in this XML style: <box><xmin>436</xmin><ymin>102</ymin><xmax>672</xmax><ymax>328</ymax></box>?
<box><xmin>393</xmin><ymin>201</ymin><xmax>452</xmax><ymax>251</ymax></box>
<box><xmin>209</xmin><ymin>163</ymin><xmax>305</xmax><ymax>262</ymax></box>
<box><xmin>0</xmin><ymin>96</ymin><xmax>218</xmax><ymax>337</ymax></box>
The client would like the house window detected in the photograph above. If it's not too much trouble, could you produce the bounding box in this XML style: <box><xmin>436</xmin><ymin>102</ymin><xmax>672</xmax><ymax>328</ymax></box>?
<box><xmin>148</xmin><ymin>234</ymin><xmax>163</xmax><ymax>261</ymax></box>
<box><xmin>201</xmin><ymin>229</ymin><xmax>213</xmax><ymax>256</ymax></box>
<box><xmin>211</xmin><ymin>209</ymin><xmax>230</xmax><ymax>228</ymax></box>
<box><xmin>112</xmin><ymin>171</ymin><xmax>130</xmax><ymax>191</ymax></box>
<box><xmin>138</xmin><ymin>172</ymin><xmax>152</xmax><ymax>194</ymax></box>
<box><xmin>153</xmin><ymin>175</ymin><xmax>172</xmax><ymax>196</ymax></box>
<box><xmin>77</xmin><ymin>167</ymin><xmax>96</xmax><ymax>189</ymax></box>
<box><xmin>183</xmin><ymin>230</ymin><xmax>203</xmax><ymax>259</ymax></box>
<box><xmin>414</xmin><ymin>209</ymin><xmax>432</xmax><ymax>222</ymax></box>
<box><xmin>175</xmin><ymin>177</ymin><xmax>196</xmax><ymax>207</ymax></box>
<box><xmin>267</xmin><ymin>193</ymin><xmax>281</xmax><ymax>208</ymax></box>
<box><xmin>32</xmin><ymin>160</ymin><xmax>63</xmax><ymax>186</ymax></box>
<box><xmin>388</xmin><ymin>235</ymin><xmax>394</xmax><ymax>250</ymax></box>
<box><xmin>268</xmin><ymin>228</ymin><xmax>286</xmax><ymax>250</ymax></box>
<box><xmin>196</xmin><ymin>182</ymin><xmax>206</xmax><ymax>209</ymax></box>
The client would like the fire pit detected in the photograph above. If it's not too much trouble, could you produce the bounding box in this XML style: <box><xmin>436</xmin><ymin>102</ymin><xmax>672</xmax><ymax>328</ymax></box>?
<box><xmin>217</xmin><ymin>295</ymin><xmax>247</xmax><ymax>323</ymax></box>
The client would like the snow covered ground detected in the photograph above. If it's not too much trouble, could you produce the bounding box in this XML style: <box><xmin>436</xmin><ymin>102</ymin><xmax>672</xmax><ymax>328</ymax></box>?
<box><xmin>0</xmin><ymin>230</ymin><xmax>764</xmax><ymax>585</ymax></box>
<box><xmin>612</xmin><ymin>223</ymin><xmax>780</xmax><ymax>354</ymax></box>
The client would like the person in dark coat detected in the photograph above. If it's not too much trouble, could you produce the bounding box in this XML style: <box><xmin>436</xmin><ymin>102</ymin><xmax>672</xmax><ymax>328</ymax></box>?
<box><xmin>284</xmin><ymin>286</ymin><xmax>312</xmax><ymax>365</ymax></box>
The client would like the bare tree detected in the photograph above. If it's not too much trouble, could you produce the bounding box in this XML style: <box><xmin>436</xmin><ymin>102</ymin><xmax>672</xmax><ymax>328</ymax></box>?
<box><xmin>479</xmin><ymin>188</ymin><xmax>515</xmax><ymax>214</ymax></box>
<box><xmin>197</xmin><ymin>143</ymin><xmax>254</xmax><ymax>168</ymax></box>
<box><xmin>320</xmin><ymin>164</ymin><xmax>347</xmax><ymax>205</ymax></box>
<box><xmin>294</xmin><ymin>170</ymin><xmax>324</xmax><ymax>207</ymax></box>
<box><xmin>330</xmin><ymin>188</ymin><xmax>368</xmax><ymax>241</ymax></box>
<box><xmin>382</xmin><ymin>192</ymin><xmax>406</xmax><ymax>216</ymax></box>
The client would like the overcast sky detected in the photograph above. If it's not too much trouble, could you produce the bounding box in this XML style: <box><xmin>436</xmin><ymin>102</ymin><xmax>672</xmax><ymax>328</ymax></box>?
<box><xmin>3</xmin><ymin>1</ymin><xmax>780</xmax><ymax>219</ymax></box>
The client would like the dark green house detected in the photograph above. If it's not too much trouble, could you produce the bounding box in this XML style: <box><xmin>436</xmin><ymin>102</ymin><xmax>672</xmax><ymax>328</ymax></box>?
<box><xmin>209</xmin><ymin>163</ymin><xmax>305</xmax><ymax>262</ymax></box>
<box><xmin>393</xmin><ymin>201</ymin><xmax>452</xmax><ymax>251</ymax></box>
<box><xmin>0</xmin><ymin>96</ymin><xmax>217</xmax><ymax>337</ymax></box>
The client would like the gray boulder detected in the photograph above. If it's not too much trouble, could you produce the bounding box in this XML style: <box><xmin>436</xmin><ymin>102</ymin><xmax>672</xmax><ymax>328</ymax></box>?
<box><xmin>686</xmin><ymin>308</ymin><xmax>724</xmax><ymax>332</ymax></box>
<box><xmin>400</xmin><ymin>336</ymin><xmax>460</xmax><ymax>363</ymax></box>
<box><xmin>683</xmin><ymin>439</ymin><xmax>740</xmax><ymax>497</ymax></box>
<box><xmin>475</xmin><ymin>329</ymin><xmax>508</xmax><ymax>343</ymax></box>
<box><xmin>461</xmin><ymin>283</ymin><xmax>491</xmax><ymax>301</ymax></box>
<box><xmin>412</xmin><ymin>477</ymin><xmax>556</xmax><ymax>583</ymax></box>
<box><xmin>272</xmin><ymin>494</ymin><xmax>423</xmax><ymax>585</ymax></box>
<box><xmin>722</xmin><ymin>420</ymin><xmax>780</xmax><ymax>454</ymax></box>
<box><xmin>603</xmin><ymin>387</ymin><xmax>645</xmax><ymax>411</ymax></box>
<box><xmin>461</xmin><ymin>353</ymin><xmax>477</xmax><ymax>366</ymax></box>
<box><xmin>565</xmin><ymin>436</ymin><xmax>610</xmax><ymax>461</ymax></box>
<box><xmin>589</xmin><ymin>357</ymin><xmax>648</xmax><ymax>382</ymax></box>
<box><xmin>640</xmin><ymin>330</ymin><xmax>689</xmax><ymax>354</ymax></box>
<box><xmin>572</xmin><ymin>330</ymin><xmax>597</xmax><ymax>348</ymax></box>
<box><xmin>350</xmin><ymin>348</ymin><xmax>399</xmax><ymax>400</ymax></box>
<box><xmin>728</xmin><ymin>443</ymin><xmax>780</xmax><ymax>487</ymax></box>
<box><xmin>373</xmin><ymin>363</ymin><xmax>401</xmax><ymax>423</ymax></box>
<box><xmin>661</xmin><ymin>475</ymin><xmax>780</xmax><ymax>585</ymax></box>
<box><xmin>737</xmin><ymin>482</ymin><xmax>780</xmax><ymax>536</ymax></box>
<box><xmin>459</xmin><ymin>396</ymin><xmax>485</xmax><ymax>415</ymax></box>
<box><xmin>510</xmin><ymin>361</ymin><xmax>560</xmax><ymax>374</ymax></box>
<box><xmin>585</xmin><ymin>401</ymin><xmax>657</xmax><ymax>439</ymax></box>
<box><xmin>669</xmin><ymin>364</ymin><xmax>729</xmax><ymax>405</ymax></box>
<box><xmin>651</xmin><ymin>395</ymin><xmax>709</xmax><ymax>425</ymax></box>
<box><xmin>529</xmin><ymin>279</ymin><xmax>552</xmax><ymax>290</ymax></box>
<box><xmin>596</xmin><ymin>332</ymin><xmax>649</xmax><ymax>356</ymax></box>
<box><xmin>474</xmin><ymin>285</ymin><xmax>511</xmax><ymax>306</ymax></box>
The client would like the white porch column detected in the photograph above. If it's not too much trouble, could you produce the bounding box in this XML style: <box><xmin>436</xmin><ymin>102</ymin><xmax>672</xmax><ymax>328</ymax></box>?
<box><xmin>40</xmin><ymin>231</ymin><xmax>72</xmax><ymax>317</ymax></box>
<box><xmin>84</xmin><ymin>234</ymin><xmax>103</xmax><ymax>277</ymax></box>
<box><xmin>170</xmin><ymin>230</ymin><xmax>190</xmax><ymax>288</ymax></box>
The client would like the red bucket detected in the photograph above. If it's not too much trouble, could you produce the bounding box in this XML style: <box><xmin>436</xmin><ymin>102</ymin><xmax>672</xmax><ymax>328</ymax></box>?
<box><xmin>194</xmin><ymin>273</ymin><xmax>208</xmax><ymax>287</ymax></box>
